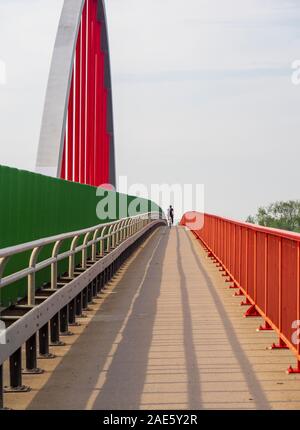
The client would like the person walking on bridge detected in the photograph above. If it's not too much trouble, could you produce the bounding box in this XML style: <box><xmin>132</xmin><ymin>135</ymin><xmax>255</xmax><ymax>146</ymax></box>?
<box><xmin>167</xmin><ymin>205</ymin><xmax>174</xmax><ymax>227</ymax></box>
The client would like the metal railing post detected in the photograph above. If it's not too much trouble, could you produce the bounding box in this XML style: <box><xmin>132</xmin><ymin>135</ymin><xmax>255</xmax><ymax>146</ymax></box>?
<box><xmin>112</xmin><ymin>222</ymin><xmax>120</xmax><ymax>248</ymax></box>
<box><xmin>24</xmin><ymin>334</ymin><xmax>43</xmax><ymax>374</ymax></box>
<box><xmin>68</xmin><ymin>235</ymin><xmax>80</xmax><ymax>278</ymax></box>
<box><xmin>0</xmin><ymin>257</ymin><xmax>9</xmax><ymax>285</ymax></box>
<box><xmin>124</xmin><ymin>219</ymin><xmax>131</xmax><ymax>239</ymax></box>
<box><xmin>68</xmin><ymin>299</ymin><xmax>77</xmax><ymax>325</ymax></box>
<box><xmin>5</xmin><ymin>348</ymin><xmax>30</xmax><ymax>393</ymax></box>
<box><xmin>75</xmin><ymin>292</ymin><xmax>83</xmax><ymax>317</ymax></box>
<box><xmin>92</xmin><ymin>227</ymin><xmax>101</xmax><ymax>261</ymax></box>
<box><xmin>60</xmin><ymin>305</ymin><xmax>71</xmax><ymax>336</ymax></box>
<box><xmin>39</xmin><ymin>322</ymin><xmax>55</xmax><ymax>359</ymax></box>
<box><xmin>82</xmin><ymin>232</ymin><xmax>92</xmax><ymax>269</ymax></box>
<box><xmin>120</xmin><ymin>219</ymin><xmax>127</xmax><ymax>242</ymax></box>
<box><xmin>51</xmin><ymin>240</ymin><xmax>63</xmax><ymax>289</ymax></box>
<box><xmin>100</xmin><ymin>225</ymin><xmax>109</xmax><ymax>257</ymax></box>
<box><xmin>50</xmin><ymin>313</ymin><xmax>65</xmax><ymax>346</ymax></box>
<box><xmin>28</xmin><ymin>246</ymin><xmax>43</xmax><ymax>306</ymax></box>
<box><xmin>107</xmin><ymin>224</ymin><xmax>115</xmax><ymax>253</ymax></box>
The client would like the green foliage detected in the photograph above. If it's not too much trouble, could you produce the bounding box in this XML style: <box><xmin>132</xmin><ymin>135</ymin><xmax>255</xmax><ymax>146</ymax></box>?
<box><xmin>246</xmin><ymin>200</ymin><xmax>300</xmax><ymax>232</ymax></box>
<box><xmin>245</xmin><ymin>215</ymin><xmax>255</xmax><ymax>224</ymax></box>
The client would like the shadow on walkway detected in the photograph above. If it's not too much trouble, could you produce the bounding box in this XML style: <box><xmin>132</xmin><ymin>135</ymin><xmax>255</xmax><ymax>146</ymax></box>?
<box><xmin>184</xmin><ymin>229</ymin><xmax>270</xmax><ymax>410</ymax></box>
<box><xmin>91</xmin><ymin>227</ymin><xmax>169</xmax><ymax>409</ymax></box>
<box><xmin>27</xmin><ymin>227</ymin><xmax>169</xmax><ymax>410</ymax></box>
<box><xmin>176</xmin><ymin>228</ymin><xmax>202</xmax><ymax>408</ymax></box>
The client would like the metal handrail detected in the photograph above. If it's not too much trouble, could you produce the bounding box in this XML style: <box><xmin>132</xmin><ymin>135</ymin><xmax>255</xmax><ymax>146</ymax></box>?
<box><xmin>0</xmin><ymin>212</ymin><xmax>163</xmax><ymax>305</ymax></box>
<box><xmin>184</xmin><ymin>210</ymin><xmax>300</xmax><ymax>241</ymax></box>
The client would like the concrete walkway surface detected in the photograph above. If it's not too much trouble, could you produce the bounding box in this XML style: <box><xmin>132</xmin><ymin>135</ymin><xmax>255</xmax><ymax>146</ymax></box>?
<box><xmin>3</xmin><ymin>226</ymin><xmax>300</xmax><ymax>410</ymax></box>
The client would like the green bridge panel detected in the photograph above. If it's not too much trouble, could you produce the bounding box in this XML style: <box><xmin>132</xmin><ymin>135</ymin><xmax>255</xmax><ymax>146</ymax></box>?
<box><xmin>0</xmin><ymin>165</ymin><xmax>161</xmax><ymax>307</ymax></box>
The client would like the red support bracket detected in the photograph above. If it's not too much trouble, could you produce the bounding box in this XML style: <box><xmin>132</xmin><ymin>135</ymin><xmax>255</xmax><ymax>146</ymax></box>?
<box><xmin>234</xmin><ymin>289</ymin><xmax>244</xmax><ymax>297</ymax></box>
<box><xmin>240</xmin><ymin>297</ymin><xmax>251</xmax><ymax>306</ymax></box>
<box><xmin>243</xmin><ymin>304</ymin><xmax>260</xmax><ymax>318</ymax></box>
<box><xmin>229</xmin><ymin>284</ymin><xmax>238</xmax><ymax>289</ymax></box>
<box><xmin>287</xmin><ymin>360</ymin><xmax>300</xmax><ymax>374</ymax></box>
<box><xmin>269</xmin><ymin>338</ymin><xmax>288</xmax><ymax>350</ymax></box>
<box><xmin>257</xmin><ymin>321</ymin><xmax>273</xmax><ymax>331</ymax></box>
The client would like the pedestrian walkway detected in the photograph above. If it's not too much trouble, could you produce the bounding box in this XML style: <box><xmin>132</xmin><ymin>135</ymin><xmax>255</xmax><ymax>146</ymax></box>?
<box><xmin>4</xmin><ymin>226</ymin><xmax>300</xmax><ymax>410</ymax></box>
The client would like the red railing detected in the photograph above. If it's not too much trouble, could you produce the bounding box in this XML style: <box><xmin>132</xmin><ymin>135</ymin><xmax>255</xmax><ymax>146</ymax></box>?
<box><xmin>180</xmin><ymin>211</ymin><xmax>300</xmax><ymax>373</ymax></box>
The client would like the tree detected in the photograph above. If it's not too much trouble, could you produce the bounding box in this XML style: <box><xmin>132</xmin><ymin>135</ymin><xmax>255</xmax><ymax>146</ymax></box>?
<box><xmin>246</xmin><ymin>200</ymin><xmax>300</xmax><ymax>232</ymax></box>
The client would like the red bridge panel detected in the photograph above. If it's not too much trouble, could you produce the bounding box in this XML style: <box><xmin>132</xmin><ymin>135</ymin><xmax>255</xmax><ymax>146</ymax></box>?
<box><xmin>181</xmin><ymin>211</ymin><xmax>300</xmax><ymax>372</ymax></box>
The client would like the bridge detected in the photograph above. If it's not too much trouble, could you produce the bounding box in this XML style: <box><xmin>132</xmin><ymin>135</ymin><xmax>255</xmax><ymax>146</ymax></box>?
<box><xmin>1</xmin><ymin>0</ymin><xmax>300</xmax><ymax>411</ymax></box>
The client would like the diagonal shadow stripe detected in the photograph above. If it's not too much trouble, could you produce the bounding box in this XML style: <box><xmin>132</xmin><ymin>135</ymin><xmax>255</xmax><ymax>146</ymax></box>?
<box><xmin>184</xmin><ymin>228</ymin><xmax>270</xmax><ymax>410</ymax></box>
<box><xmin>176</xmin><ymin>228</ymin><xmax>202</xmax><ymax>408</ymax></box>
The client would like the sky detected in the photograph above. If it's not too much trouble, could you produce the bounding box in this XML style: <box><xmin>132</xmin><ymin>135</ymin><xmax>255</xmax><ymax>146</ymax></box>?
<box><xmin>0</xmin><ymin>0</ymin><xmax>300</xmax><ymax>221</ymax></box>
